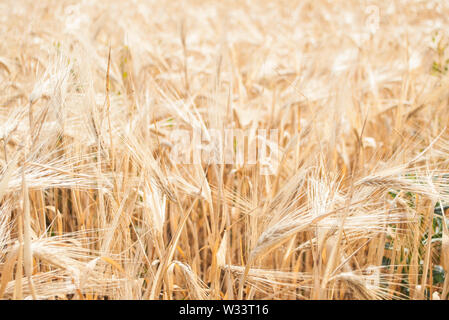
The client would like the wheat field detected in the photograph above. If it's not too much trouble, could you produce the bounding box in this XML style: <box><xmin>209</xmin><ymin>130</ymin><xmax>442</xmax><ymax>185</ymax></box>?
<box><xmin>0</xmin><ymin>0</ymin><xmax>449</xmax><ymax>300</ymax></box>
